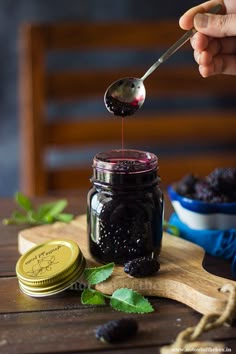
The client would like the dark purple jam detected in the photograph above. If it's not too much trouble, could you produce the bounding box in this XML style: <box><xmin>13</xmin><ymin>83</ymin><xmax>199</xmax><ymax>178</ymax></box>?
<box><xmin>105</xmin><ymin>95</ymin><xmax>139</xmax><ymax>117</ymax></box>
<box><xmin>87</xmin><ymin>150</ymin><xmax>163</xmax><ymax>265</ymax></box>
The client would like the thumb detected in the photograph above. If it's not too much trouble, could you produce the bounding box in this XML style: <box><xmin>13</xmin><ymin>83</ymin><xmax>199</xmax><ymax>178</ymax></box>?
<box><xmin>194</xmin><ymin>13</ymin><xmax>236</xmax><ymax>37</ymax></box>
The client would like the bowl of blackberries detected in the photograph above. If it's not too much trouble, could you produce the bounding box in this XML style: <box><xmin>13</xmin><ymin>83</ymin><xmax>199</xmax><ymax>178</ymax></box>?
<box><xmin>168</xmin><ymin>168</ymin><xmax>236</xmax><ymax>230</ymax></box>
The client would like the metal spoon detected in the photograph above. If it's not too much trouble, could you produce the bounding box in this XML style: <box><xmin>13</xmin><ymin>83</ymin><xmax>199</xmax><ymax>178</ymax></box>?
<box><xmin>104</xmin><ymin>4</ymin><xmax>222</xmax><ymax>117</ymax></box>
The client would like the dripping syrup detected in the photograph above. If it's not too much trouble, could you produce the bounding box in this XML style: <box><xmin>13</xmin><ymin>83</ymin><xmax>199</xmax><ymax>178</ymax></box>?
<box><xmin>121</xmin><ymin>117</ymin><xmax>125</xmax><ymax>151</ymax></box>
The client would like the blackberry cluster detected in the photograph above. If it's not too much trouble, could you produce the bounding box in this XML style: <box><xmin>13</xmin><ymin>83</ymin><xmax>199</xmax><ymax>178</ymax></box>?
<box><xmin>90</xmin><ymin>198</ymin><xmax>153</xmax><ymax>264</ymax></box>
<box><xmin>95</xmin><ymin>318</ymin><xmax>138</xmax><ymax>343</ymax></box>
<box><xmin>176</xmin><ymin>168</ymin><xmax>236</xmax><ymax>203</ymax></box>
<box><xmin>124</xmin><ymin>255</ymin><xmax>160</xmax><ymax>277</ymax></box>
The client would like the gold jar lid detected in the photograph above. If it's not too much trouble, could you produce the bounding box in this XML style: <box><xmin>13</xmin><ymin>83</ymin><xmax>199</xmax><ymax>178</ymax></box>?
<box><xmin>16</xmin><ymin>239</ymin><xmax>86</xmax><ymax>297</ymax></box>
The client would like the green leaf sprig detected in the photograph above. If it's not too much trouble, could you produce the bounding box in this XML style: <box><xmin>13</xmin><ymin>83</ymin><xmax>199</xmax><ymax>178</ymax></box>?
<box><xmin>81</xmin><ymin>262</ymin><xmax>154</xmax><ymax>314</ymax></box>
<box><xmin>2</xmin><ymin>192</ymin><xmax>74</xmax><ymax>226</ymax></box>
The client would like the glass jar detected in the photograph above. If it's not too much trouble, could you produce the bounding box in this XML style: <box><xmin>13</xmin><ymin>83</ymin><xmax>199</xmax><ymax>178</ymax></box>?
<box><xmin>87</xmin><ymin>149</ymin><xmax>163</xmax><ymax>265</ymax></box>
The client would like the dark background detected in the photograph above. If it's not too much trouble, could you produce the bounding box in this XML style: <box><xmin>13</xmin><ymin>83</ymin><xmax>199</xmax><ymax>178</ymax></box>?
<box><xmin>0</xmin><ymin>0</ymin><xmax>204</xmax><ymax>196</ymax></box>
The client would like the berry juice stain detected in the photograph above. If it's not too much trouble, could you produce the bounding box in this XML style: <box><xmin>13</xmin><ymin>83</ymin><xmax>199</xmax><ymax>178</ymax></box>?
<box><xmin>87</xmin><ymin>150</ymin><xmax>163</xmax><ymax>265</ymax></box>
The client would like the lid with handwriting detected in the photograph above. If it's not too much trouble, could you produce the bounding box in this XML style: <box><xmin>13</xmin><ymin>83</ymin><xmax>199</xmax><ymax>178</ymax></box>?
<box><xmin>16</xmin><ymin>239</ymin><xmax>86</xmax><ymax>297</ymax></box>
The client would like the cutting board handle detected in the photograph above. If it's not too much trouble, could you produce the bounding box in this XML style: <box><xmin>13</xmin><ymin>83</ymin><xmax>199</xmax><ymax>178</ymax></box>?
<box><xmin>96</xmin><ymin>236</ymin><xmax>236</xmax><ymax>316</ymax></box>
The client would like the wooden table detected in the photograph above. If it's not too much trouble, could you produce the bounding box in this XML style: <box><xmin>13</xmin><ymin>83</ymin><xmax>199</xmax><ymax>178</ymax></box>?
<box><xmin>0</xmin><ymin>192</ymin><xmax>235</xmax><ymax>354</ymax></box>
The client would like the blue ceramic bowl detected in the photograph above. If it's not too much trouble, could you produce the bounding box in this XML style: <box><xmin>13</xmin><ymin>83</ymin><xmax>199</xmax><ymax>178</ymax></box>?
<box><xmin>168</xmin><ymin>184</ymin><xmax>236</xmax><ymax>230</ymax></box>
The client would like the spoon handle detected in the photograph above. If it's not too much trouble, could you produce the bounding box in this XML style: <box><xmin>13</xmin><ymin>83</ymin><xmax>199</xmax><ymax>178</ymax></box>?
<box><xmin>141</xmin><ymin>4</ymin><xmax>222</xmax><ymax>81</ymax></box>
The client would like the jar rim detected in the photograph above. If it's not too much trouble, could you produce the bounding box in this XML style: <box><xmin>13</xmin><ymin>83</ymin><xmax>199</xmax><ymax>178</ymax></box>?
<box><xmin>93</xmin><ymin>149</ymin><xmax>158</xmax><ymax>174</ymax></box>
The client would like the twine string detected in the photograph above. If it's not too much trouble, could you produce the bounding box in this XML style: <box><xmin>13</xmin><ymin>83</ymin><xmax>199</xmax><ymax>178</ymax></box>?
<box><xmin>161</xmin><ymin>284</ymin><xmax>236</xmax><ymax>354</ymax></box>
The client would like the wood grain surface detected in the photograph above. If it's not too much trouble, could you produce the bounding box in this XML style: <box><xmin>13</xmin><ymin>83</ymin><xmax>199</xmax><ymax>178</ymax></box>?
<box><xmin>1</xmin><ymin>196</ymin><xmax>236</xmax><ymax>354</ymax></box>
<box><xmin>18</xmin><ymin>214</ymin><xmax>236</xmax><ymax>317</ymax></box>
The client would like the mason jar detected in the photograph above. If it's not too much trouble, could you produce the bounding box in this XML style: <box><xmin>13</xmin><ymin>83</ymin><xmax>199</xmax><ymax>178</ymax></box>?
<box><xmin>87</xmin><ymin>149</ymin><xmax>163</xmax><ymax>265</ymax></box>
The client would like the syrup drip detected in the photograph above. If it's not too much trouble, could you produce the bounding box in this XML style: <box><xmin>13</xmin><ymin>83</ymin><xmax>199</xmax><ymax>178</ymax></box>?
<box><xmin>121</xmin><ymin>117</ymin><xmax>125</xmax><ymax>151</ymax></box>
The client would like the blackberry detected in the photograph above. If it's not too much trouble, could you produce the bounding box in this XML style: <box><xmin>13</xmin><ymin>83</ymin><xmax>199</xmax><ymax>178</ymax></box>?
<box><xmin>194</xmin><ymin>180</ymin><xmax>216</xmax><ymax>202</ymax></box>
<box><xmin>95</xmin><ymin>318</ymin><xmax>138</xmax><ymax>343</ymax></box>
<box><xmin>176</xmin><ymin>174</ymin><xmax>199</xmax><ymax>198</ymax></box>
<box><xmin>206</xmin><ymin>168</ymin><xmax>236</xmax><ymax>195</ymax></box>
<box><xmin>124</xmin><ymin>255</ymin><xmax>160</xmax><ymax>277</ymax></box>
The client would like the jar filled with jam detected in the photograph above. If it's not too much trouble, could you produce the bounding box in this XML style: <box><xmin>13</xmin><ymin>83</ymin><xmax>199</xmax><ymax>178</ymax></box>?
<box><xmin>87</xmin><ymin>149</ymin><xmax>163</xmax><ymax>265</ymax></box>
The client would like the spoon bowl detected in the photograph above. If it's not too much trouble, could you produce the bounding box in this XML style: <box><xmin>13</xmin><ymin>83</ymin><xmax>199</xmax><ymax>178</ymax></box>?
<box><xmin>104</xmin><ymin>77</ymin><xmax>146</xmax><ymax>117</ymax></box>
<box><xmin>104</xmin><ymin>4</ymin><xmax>222</xmax><ymax>117</ymax></box>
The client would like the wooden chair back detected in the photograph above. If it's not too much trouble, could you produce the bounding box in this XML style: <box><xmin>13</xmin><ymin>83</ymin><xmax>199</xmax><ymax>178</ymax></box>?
<box><xmin>19</xmin><ymin>21</ymin><xmax>236</xmax><ymax>196</ymax></box>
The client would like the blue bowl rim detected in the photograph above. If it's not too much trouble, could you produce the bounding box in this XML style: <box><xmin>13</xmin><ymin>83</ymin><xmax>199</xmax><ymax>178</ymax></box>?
<box><xmin>167</xmin><ymin>184</ymin><xmax>236</xmax><ymax>214</ymax></box>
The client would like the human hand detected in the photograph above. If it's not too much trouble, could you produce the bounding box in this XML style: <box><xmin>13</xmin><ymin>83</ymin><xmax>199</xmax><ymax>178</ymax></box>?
<box><xmin>179</xmin><ymin>0</ymin><xmax>236</xmax><ymax>77</ymax></box>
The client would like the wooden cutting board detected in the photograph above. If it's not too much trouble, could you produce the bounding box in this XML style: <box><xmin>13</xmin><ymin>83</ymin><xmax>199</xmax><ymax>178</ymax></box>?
<box><xmin>18</xmin><ymin>214</ymin><xmax>236</xmax><ymax>317</ymax></box>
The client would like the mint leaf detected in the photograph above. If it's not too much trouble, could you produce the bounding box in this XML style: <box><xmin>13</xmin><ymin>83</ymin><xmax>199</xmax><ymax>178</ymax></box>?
<box><xmin>3</xmin><ymin>193</ymin><xmax>74</xmax><ymax>226</ymax></box>
<box><xmin>41</xmin><ymin>200</ymin><xmax>68</xmax><ymax>218</ymax></box>
<box><xmin>81</xmin><ymin>288</ymin><xmax>106</xmax><ymax>305</ymax></box>
<box><xmin>15</xmin><ymin>192</ymin><xmax>32</xmax><ymax>212</ymax></box>
<box><xmin>37</xmin><ymin>202</ymin><xmax>56</xmax><ymax>218</ymax></box>
<box><xmin>42</xmin><ymin>215</ymin><xmax>55</xmax><ymax>224</ymax></box>
<box><xmin>79</xmin><ymin>265</ymin><xmax>155</xmax><ymax>314</ymax></box>
<box><xmin>83</xmin><ymin>263</ymin><xmax>115</xmax><ymax>285</ymax></box>
<box><xmin>110</xmin><ymin>288</ymin><xmax>154</xmax><ymax>314</ymax></box>
<box><xmin>54</xmin><ymin>213</ymin><xmax>74</xmax><ymax>223</ymax></box>
<box><xmin>12</xmin><ymin>211</ymin><xmax>28</xmax><ymax>222</ymax></box>
<box><xmin>38</xmin><ymin>201</ymin><xmax>73</xmax><ymax>223</ymax></box>
<box><xmin>27</xmin><ymin>210</ymin><xmax>41</xmax><ymax>224</ymax></box>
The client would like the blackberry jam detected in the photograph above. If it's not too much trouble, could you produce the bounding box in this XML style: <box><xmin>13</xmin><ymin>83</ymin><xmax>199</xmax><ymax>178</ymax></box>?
<box><xmin>87</xmin><ymin>149</ymin><xmax>163</xmax><ymax>265</ymax></box>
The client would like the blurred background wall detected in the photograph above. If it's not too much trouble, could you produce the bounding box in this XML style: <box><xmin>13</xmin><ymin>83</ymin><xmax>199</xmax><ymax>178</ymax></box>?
<box><xmin>0</xmin><ymin>0</ymin><xmax>204</xmax><ymax>196</ymax></box>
